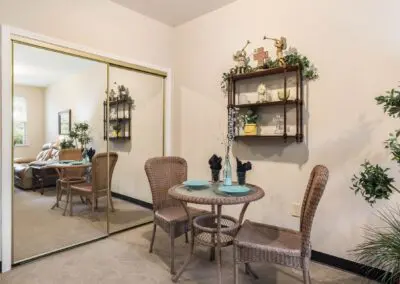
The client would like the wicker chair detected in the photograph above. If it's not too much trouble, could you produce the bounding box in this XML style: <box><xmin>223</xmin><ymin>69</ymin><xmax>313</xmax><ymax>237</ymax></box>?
<box><xmin>145</xmin><ymin>156</ymin><xmax>206</xmax><ymax>275</ymax></box>
<box><xmin>69</xmin><ymin>152</ymin><xmax>118</xmax><ymax>216</ymax></box>
<box><xmin>57</xmin><ymin>149</ymin><xmax>87</xmax><ymax>215</ymax></box>
<box><xmin>233</xmin><ymin>165</ymin><xmax>329</xmax><ymax>284</ymax></box>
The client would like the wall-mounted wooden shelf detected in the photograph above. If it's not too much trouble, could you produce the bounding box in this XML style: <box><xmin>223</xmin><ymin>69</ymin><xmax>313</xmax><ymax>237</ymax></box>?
<box><xmin>230</xmin><ymin>65</ymin><xmax>299</xmax><ymax>81</ymax></box>
<box><xmin>228</xmin><ymin>65</ymin><xmax>303</xmax><ymax>143</ymax></box>
<box><xmin>232</xmin><ymin>100</ymin><xmax>300</xmax><ymax>109</ymax></box>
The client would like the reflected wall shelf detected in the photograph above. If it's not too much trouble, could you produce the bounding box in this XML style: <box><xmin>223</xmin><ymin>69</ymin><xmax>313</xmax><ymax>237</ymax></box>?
<box><xmin>103</xmin><ymin>98</ymin><xmax>133</xmax><ymax>141</ymax></box>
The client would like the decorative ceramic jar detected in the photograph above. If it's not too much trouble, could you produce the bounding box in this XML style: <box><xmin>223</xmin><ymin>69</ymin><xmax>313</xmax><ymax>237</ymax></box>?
<box><xmin>277</xmin><ymin>89</ymin><xmax>290</xmax><ymax>101</ymax></box>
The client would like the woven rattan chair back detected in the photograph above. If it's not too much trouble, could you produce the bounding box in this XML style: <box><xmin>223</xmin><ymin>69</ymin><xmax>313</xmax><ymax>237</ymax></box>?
<box><xmin>145</xmin><ymin>157</ymin><xmax>187</xmax><ymax>212</ymax></box>
<box><xmin>91</xmin><ymin>152</ymin><xmax>118</xmax><ymax>194</ymax></box>
<box><xmin>59</xmin><ymin>149</ymin><xmax>84</xmax><ymax>178</ymax></box>
<box><xmin>299</xmin><ymin>165</ymin><xmax>329</xmax><ymax>256</ymax></box>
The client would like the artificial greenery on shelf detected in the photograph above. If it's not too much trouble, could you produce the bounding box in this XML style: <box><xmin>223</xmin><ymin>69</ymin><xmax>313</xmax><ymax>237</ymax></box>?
<box><xmin>350</xmin><ymin>84</ymin><xmax>400</xmax><ymax>283</ymax></box>
<box><xmin>240</xmin><ymin>109</ymin><xmax>259</xmax><ymax>125</ymax></box>
<box><xmin>221</xmin><ymin>46</ymin><xmax>318</xmax><ymax>93</ymax></box>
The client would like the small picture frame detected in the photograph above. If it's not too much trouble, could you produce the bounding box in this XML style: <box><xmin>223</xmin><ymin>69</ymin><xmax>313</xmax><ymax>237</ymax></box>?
<box><xmin>58</xmin><ymin>109</ymin><xmax>71</xmax><ymax>135</ymax></box>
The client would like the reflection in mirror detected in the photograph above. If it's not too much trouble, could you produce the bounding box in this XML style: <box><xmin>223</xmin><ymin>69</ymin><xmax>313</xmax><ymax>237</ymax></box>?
<box><xmin>12</xmin><ymin>43</ymin><xmax>108</xmax><ymax>263</ymax></box>
<box><xmin>107</xmin><ymin>66</ymin><xmax>164</xmax><ymax>233</ymax></box>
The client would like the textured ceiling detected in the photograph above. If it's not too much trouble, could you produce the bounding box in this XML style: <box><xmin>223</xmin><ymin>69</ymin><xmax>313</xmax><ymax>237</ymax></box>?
<box><xmin>111</xmin><ymin>0</ymin><xmax>237</xmax><ymax>26</ymax></box>
<box><xmin>14</xmin><ymin>43</ymin><xmax>98</xmax><ymax>87</ymax></box>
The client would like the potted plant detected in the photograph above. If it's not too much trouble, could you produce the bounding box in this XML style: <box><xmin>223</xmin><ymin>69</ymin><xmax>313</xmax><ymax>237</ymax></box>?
<box><xmin>240</xmin><ymin>109</ymin><xmax>258</xmax><ymax>136</ymax></box>
<box><xmin>350</xmin><ymin>84</ymin><xmax>400</xmax><ymax>283</ymax></box>
<box><xmin>208</xmin><ymin>154</ymin><xmax>222</xmax><ymax>183</ymax></box>
<box><xmin>69</xmin><ymin>122</ymin><xmax>92</xmax><ymax>150</ymax></box>
<box><xmin>60</xmin><ymin>138</ymin><xmax>75</xmax><ymax>150</ymax></box>
<box><xmin>351</xmin><ymin>206</ymin><xmax>400</xmax><ymax>284</ymax></box>
<box><xmin>236</xmin><ymin>158</ymin><xmax>252</xmax><ymax>185</ymax></box>
<box><xmin>112</xmin><ymin>124</ymin><xmax>122</xmax><ymax>138</ymax></box>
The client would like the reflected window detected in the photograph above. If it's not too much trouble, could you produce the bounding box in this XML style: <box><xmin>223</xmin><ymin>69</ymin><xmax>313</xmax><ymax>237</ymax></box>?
<box><xmin>13</xmin><ymin>96</ymin><xmax>27</xmax><ymax>145</ymax></box>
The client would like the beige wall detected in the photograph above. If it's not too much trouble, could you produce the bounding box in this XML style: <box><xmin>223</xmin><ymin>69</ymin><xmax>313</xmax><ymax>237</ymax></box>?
<box><xmin>0</xmin><ymin>0</ymin><xmax>173</xmax><ymax>68</ymax></box>
<box><xmin>173</xmin><ymin>0</ymin><xmax>400</xmax><ymax>261</ymax></box>
<box><xmin>13</xmin><ymin>85</ymin><xmax>45</xmax><ymax>158</ymax></box>
<box><xmin>45</xmin><ymin>64</ymin><xmax>107</xmax><ymax>152</ymax></box>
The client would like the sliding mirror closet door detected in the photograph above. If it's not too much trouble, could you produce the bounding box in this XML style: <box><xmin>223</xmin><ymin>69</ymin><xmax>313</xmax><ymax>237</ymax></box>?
<box><xmin>107</xmin><ymin>66</ymin><xmax>164</xmax><ymax>233</ymax></box>
<box><xmin>12</xmin><ymin>43</ymin><xmax>108</xmax><ymax>263</ymax></box>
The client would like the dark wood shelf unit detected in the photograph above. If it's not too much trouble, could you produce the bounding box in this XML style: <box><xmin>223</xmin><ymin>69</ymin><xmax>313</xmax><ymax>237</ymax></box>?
<box><xmin>235</xmin><ymin>134</ymin><xmax>302</xmax><ymax>142</ymax></box>
<box><xmin>232</xmin><ymin>100</ymin><xmax>299</xmax><ymax>109</ymax></box>
<box><xmin>228</xmin><ymin>65</ymin><xmax>304</xmax><ymax>143</ymax></box>
<box><xmin>103</xmin><ymin>98</ymin><xmax>133</xmax><ymax>141</ymax></box>
<box><xmin>230</xmin><ymin>65</ymin><xmax>299</xmax><ymax>81</ymax></box>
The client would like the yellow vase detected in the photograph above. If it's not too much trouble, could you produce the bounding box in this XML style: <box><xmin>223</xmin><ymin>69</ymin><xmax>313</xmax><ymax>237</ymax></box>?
<box><xmin>244</xmin><ymin>123</ymin><xmax>257</xmax><ymax>135</ymax></box>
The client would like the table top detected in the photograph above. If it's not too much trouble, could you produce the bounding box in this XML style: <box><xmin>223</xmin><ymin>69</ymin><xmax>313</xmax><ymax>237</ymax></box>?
<box><xmin>48</xmin><ymin>162</ymin><xmax>92</xmax><ymax>169</ymax></box>
<box><xmin>30</xmin><ymin>161</ymin><xmax>91</xmax><ymax>169</ymax></box>
<box><xmin>168</xmin><ymin>182</ymin><xmax>265</xmax><ymax>205</ymax></box>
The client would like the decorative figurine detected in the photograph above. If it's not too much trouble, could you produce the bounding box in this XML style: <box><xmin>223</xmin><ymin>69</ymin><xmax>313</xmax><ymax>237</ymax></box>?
<box><xmin>257</xmin><ymin>83</ymin><xmax>269</xmax><ymax>102</ymax></box>
<box><xmin>233</xmin><ymin>40</ymin><xmax>251</xmax><ymax>73</ymax></box>
<box><xmin>253</xmin><ymin>47</ymin><xmax>269</xmax><ymax>68</ymax></box>
<box><xmin>264</xmin><ymin>36</ymin><xmax>287</xmax><ymax>67</ymax></box>
<box><xmin>273</xmin><ymin>114</ymin><xmax>284</xmax><ymax>134</ymax></box>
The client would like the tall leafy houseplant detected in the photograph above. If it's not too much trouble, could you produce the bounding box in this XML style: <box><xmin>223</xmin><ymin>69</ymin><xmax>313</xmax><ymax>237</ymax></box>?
<box><xmin>350</xmin><ymin>85</ymin><xmax>400</xmax><ymax>283</ymax></box>
<box><xmin>69</xmin><ymin>122</ymin><xmax>92</xmax><ymax>150</ymax></box>
<box><xmin>60</xmin><ymin>122</ymin><xmax>92</xmax><ymax>150</ymax></box>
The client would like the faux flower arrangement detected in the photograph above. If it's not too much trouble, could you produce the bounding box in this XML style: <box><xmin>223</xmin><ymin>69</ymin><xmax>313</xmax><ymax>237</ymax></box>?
<box><xmin>221</xmin><ymin>46</ymin><xmax>319</xmax><ymax>93</ymax></box>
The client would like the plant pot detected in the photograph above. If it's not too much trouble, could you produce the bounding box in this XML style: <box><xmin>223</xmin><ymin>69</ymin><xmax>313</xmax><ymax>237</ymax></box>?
<box><xmin>237</xmin><ymin>171</ymin><xmax>246</xmax><ymax>185</ymax></box>
<box><xmin>211</xmin><ymin>169</ymin><xmax>220</xmax><ymax>183</ymax></box>
<box><xmin>244</xmin><ymin>123</ymin><xmax>257</xmax><ymax>135</ymax></box>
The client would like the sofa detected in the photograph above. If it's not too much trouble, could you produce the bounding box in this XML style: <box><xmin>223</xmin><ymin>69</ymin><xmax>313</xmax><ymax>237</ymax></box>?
<box><xmin>14</xmin><ymin>143</ymin><xmax>59</xmax><ymax>190</ymax></box>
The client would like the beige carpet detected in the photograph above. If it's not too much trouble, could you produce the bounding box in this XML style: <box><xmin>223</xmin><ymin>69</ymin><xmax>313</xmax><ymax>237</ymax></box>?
<box><xmin>3</xmin><ymin>223</ymin><xmax>375</xmax><ymax>284</ymax></box>
<box><xmin>13</xmin><ymin>187</ymin><xmax>153</xmax><ymax>262</ymax></box>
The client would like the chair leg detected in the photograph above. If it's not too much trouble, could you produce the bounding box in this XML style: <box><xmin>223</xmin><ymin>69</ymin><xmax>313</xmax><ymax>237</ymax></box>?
<box><xmin>302</xmin><ymin>258</ymin><xmax>311</xmax><ymax>284</ymax></box>
<box><xmin>69</xmin><ymin>190</ymin><xmax>73</xmax><ymax>216</ymax></box>
<box><xmin>109</xmin><ymin>193</ymin><xmax>115</xmax><ymax>212</ymax></box>
<box><xmin>91</xmin><ymin>195</ymin><xmax>95</xmax><ymax>214</ymax></box>
<box><xmin>233</xmin><ymin>245</ymin><xmax>239</xmax><ymax>284</ymax></box>
<box><xmin>185</xmin><ymin>231</ymin><xmax>189</xmax><ymax>243</ymax></box>
<box><xmin>95</xmin><ymin>197</ymin><xmax>98</xmax><ymax>209</ymax></box>
<box><xmin>63</xmin><ymin>190</ymin><xmax>70</xmax><ymax>216</ymax></box>
<box><xmin>170</xmin><ymin>226</ymin><xmax>176</xmax><ymax>275</ymax></box>
<box><xmin>149</xmin><ymin>223</ymin><xmax>157</xmax><ymax>253</ymax></box>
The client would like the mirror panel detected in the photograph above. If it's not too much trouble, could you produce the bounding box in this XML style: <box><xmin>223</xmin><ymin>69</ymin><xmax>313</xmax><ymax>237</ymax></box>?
<box><xmin>107</xmin><ymin>66</ymin><xmax>164</xmax><ymax>233</ymax></box>
<box><xmin>12</xmin><ymin>43</ymin><xmax>108</xmax><ymax>262</ymax></box>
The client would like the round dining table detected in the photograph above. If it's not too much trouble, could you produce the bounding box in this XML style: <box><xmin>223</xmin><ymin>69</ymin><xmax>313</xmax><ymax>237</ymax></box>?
<box><xmin>48</xmin><ymin>162</ymin><xmax>92</xmax><ymax>215</ymax></box>
<box><xmin>168</xmin><ymin>182</ymin><xmax>265</xmax><ymax>284</ymax></box>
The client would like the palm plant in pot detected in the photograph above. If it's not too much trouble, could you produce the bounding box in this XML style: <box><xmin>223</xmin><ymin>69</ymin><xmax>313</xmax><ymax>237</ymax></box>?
<box><xmin>350</xmin><ymin>85</ymin><xmax>400</xmax><ymax>283</ymax></box>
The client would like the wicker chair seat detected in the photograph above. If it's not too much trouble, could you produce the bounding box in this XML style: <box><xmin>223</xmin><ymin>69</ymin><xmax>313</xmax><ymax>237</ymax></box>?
<box><xmin>70</xmin><ymin>183</ymin><xmax>92</xmax><ymax>192</ymax></box>
<box><xmin>235</xmin><ymin>220</ymin><xmax>303</xmax><ymax>268</ymax></box>
<box><xmin>155</xmin><ymin>206</ymin><xmax>206</xmax><ymax>237</ymax></box>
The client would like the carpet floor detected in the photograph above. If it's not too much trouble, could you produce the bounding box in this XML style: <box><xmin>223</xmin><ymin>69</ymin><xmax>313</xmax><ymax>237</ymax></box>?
<box><xmin>13</xmin><ymin>187</ymin><xmax>153</xmax><ymax>262</ymax></box>
<box><xmin>3</xmin><ymin>223</ymin><xmax>375</xmax><ymax>284</ymax></box>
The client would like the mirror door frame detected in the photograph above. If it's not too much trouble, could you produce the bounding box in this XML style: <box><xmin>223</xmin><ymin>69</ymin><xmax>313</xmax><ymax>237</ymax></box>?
<box><xmin>0</xmin><ymin>25</ymin><xmax>172</xmax><ymax>272</ymax></box>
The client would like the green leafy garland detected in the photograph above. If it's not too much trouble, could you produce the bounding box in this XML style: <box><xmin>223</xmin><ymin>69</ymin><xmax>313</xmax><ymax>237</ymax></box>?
<box><xmin>221</xmin><ymin>47</ymin><xmax>319</xmax><ymax>92</ymax></box>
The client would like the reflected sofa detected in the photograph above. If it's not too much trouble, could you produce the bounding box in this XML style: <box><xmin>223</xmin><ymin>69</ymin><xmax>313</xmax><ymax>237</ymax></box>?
<box><xmin>13</xmin><ymin>143</ymin><xmax>59</xmax><ymax>190</ymax></box>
